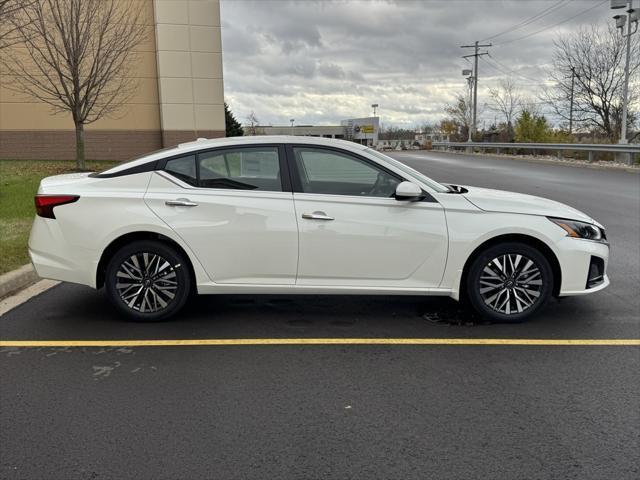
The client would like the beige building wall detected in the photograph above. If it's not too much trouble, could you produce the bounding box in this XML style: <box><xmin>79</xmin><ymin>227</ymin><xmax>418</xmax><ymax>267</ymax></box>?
<box><xmin>0</xmin><ymin>0</ymin><xmax>225</xmax><ymax>160</ymax></box>
<box><xmin>154</xmin><ymin>0</ymin><xmax>225</xmax><ymax>147</ymax></box>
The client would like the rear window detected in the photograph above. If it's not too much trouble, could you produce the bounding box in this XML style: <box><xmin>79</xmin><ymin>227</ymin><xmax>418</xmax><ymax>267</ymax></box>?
<box><xmin>165</xmin><ymin>155</ymin><xmax>197</xmax><ymax>185</ymax></box>
<box><xmin>91</xmin><ymin>146</ymin><xmax>178</xmax><ymax>177</ymax></box>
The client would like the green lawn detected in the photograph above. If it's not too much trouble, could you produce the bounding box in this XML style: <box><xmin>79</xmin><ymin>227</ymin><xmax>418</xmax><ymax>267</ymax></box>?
<box><xmin>0</xmin><ymin>160</ymin><xmax>119</xmax><ymax>275</ymax></box>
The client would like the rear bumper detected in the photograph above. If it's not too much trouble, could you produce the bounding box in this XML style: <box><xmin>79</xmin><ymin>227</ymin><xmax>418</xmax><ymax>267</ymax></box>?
<box><xmin>28</xmin><ymin>216</ymin><xmax>98</xmax><ymax>288</ymax></box>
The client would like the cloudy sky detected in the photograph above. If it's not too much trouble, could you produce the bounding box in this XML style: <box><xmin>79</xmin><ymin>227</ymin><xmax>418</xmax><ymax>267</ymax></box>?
<box><xmin>220</xmin><ymin>0</ymin><xmax>613</xmax><ymax>128</ymax></box>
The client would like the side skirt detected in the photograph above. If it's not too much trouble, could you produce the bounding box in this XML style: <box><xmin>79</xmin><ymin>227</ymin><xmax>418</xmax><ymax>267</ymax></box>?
<box><xmin>195</xmin><ymin>283</ymin><xmax>453</xmax><ymax>297</ymax></box>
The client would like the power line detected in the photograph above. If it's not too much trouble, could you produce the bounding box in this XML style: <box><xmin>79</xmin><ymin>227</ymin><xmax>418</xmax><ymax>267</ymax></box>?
<box><xmin>485</xmin><ymin>54</ymin><xmax>538</xmax><ymax>82</ymax></box>
<box><xmin>495</xmin><ymin>0</ymin><xmax>608</xmax><ymax>46</ymax></box>
<box><xmin>484</xmin><ymin>53</ymin><xmax>545</xmax><ymax>84</ymax></box>
<box><xmin>481</xmin><ymin>55</ymin><xmax>527</xmax><ymax>81</ymax></box>
<box><xmin>481</xmin><ymin>0</ymin><xmax>572</xmax><ymax>42</ymax></box>
<box><xmin>482</xmin><ymin>69</ymin><xmax>548</xmax><ymax>87</ymax></box>
<box><xmin>480</xmin><ymin>55</ymin><xmax>522</xmax><ymax>79</ymax></box>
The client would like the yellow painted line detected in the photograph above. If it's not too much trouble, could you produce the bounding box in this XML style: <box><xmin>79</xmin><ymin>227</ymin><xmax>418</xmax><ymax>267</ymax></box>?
<box><xmin>0</xmin><ymin>338</ymin><xmax>639</xmax><ymax>348</ymax></box>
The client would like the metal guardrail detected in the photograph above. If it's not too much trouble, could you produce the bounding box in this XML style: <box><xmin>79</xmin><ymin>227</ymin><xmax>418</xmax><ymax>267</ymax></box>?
<box><xmin>432</xmin><ymin>141</ymin><xmax>640</xmax><ymax>154</ymax></box>
<box><xmin>431</xmin><ymin>141</ymin><xmax>639</xmax><ymax>164</ymax></box>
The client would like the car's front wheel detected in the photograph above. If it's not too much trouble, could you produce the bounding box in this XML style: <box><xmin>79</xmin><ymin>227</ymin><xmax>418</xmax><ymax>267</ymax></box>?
<box><xmin>105</xmin><ymin>240</ymin><xmax>191</xmax><ymax>321</ymax></box>
<box><xmin>466</xmin><ymin>242</ymin><xmax>553</xmax><ymax>322</ymax></box>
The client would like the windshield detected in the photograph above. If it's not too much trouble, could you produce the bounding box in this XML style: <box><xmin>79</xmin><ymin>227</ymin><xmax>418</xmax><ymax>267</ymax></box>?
<box><xmin>365</xmin><ymin>148</ymin><xmax>450</xmax><ymax>193</ymax></box>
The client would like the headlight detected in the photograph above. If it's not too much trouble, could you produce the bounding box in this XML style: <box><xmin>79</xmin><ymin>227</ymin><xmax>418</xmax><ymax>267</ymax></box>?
<box><xmin>548</xmin><ymin>217</ymin><xmax>607</xmax><ymax>242</ymax></box>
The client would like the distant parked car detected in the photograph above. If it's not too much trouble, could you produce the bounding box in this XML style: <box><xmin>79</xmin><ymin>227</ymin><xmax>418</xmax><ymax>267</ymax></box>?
<box><xmin>29</xmin><ymin>136</ymin><xmax>609</xmax><ymax>322</ymax></box>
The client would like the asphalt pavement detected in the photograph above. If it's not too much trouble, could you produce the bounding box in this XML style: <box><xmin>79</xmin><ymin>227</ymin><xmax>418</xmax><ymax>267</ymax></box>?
<box><xmin>1</xmin><ymin>151</ymin><xmax>638</xmax><ymax>479</ymax></box>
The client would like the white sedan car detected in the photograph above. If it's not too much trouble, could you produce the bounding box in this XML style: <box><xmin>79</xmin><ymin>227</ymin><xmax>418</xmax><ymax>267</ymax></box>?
<box><xmin>29</xmin><ymin>136</ymin><xmax>609</xmax><ymax>322</ymax></box>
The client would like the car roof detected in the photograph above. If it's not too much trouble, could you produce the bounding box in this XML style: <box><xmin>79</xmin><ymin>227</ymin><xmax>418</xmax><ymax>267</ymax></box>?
<box><xmin>102</xmin><ymin>135</ymin><xmax>370</xmax><ymax>175</ymax></box>
<box><xmin>178</xmin><ymin>135</ymin><xmax>367</xmax><ymax>150</ymax></box>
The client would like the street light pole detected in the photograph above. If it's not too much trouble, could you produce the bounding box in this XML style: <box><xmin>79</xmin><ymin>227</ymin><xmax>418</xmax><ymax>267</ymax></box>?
<box><xmin>462</xmin><ymin>69</ymin><xmax>473</xmax><ymax>145</ymax></box>
<box><xmin>467</xmin><ymin>76</ymin><xmax>473</xmax><ymax>142</ymax></box>
<box><xmin>612</xmin><ymin>0</ymin><xmax>638</xmax><ymax>145</ymax></box>
<box><xmin>619</xmin><ymin>5</ymin><xmax>632</xmax><ymax>143</ymax></box>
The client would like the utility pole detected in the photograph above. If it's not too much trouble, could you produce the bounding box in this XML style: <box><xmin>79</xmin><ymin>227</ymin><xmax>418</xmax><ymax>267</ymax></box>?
<box><xmin>569</xmin><ymin>66</ymin><xmax>575</xmax><ymax>134</ymax></box>
<box><xmin>461</xmin><ymin>41</ymin><xmax>492</xmax><ymax>139</ymax></box>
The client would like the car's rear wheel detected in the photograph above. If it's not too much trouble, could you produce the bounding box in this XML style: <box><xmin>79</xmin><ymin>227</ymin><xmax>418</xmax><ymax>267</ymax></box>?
<box><xmin>466</xmin><ymin>242</ymin><xmax>553</xmax><ymax>323</ymax></box>
<box><xmin>105</xmin><ymin>240</ymin><xmax>191</xmax><ymax>321</ymax></box>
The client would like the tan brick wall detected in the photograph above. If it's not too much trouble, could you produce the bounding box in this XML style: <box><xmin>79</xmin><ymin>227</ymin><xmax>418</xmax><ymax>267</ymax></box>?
<box><xmin>161</xmin><ymin>130</ymin><xmax>225</xmax><ymax>150</ymax></box>
<box><xmin>0</xmin><ymin>129</ymin><xmax>226</xmax><ymax>160</ymax></box>
<box><xmin>0</xmin><ymin>130</ymin><xmax>162</xmax><ymax>160</ymax></box>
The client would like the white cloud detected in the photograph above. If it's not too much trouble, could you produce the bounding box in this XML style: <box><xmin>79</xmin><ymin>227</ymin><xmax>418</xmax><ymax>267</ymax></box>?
<box><xmin>220</xmin><ymin>0</ymin><xmax>611</xmax><ymax>127</ymax></box>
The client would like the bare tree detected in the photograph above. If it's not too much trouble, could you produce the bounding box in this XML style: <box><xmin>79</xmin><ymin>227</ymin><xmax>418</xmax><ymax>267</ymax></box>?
<box><xmin>246</xmin><ymin>111</ymin><xmax>262</xmax><ymax>135</ymax></box>
<box><xmin>417</xmin><ymin>122</ymin><xmax>435</xmax><ymax>134</ymax></box>
<box><xmin>378</xmin><ymin>125</ymin><xmax>415</xmax><ymax>141</ymax></box>
<box><xmin>0</xmin><ymin>0</ymin><xmax>35</xmax><ymax>49</ymax></box>
<box><xmin>444</xmin><ymin>93</ymin><xmax>471</xmax><ymax>130</ymax></box>
<box><xmin>1</xmin><ymin>0</ymin><xmax>146</xmax><ymax>168</ymax></box>
<box><xmin>437</xmin><ymin>119</ymin><xmax>458</xmax><ymax>138</ymax></box>
<box><xmin>444</xmin><ymin>92</ymin><xmax>478</xmax><ymax>139</ymax></box>
<box><xmin>488</xmin><ymin>78</ymin><xmax>522</xmax><ymax>135</ymax></box>
<box><xmin>543</xmin><ymin>25</ymin><xmax>639</xmax><ymax>141</ymax></box>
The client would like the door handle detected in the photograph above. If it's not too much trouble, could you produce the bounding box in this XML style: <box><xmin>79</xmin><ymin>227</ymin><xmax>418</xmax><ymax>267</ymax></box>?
<box><xmin>302</xmin><ymin>211</ymin><xmax>334</xmax><ymax>221</ymax></box>
<box><xmin>165</xmin><ymin>199</ymin><xmax>198</xmax><ymax>207</ymax></box>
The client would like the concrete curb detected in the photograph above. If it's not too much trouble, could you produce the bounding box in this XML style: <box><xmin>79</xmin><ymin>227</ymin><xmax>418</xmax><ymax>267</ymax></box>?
<box><xmin>0</xmin><ymin>264</ymin><xmax>39</xmax><ymax>299</ymax></box>
<box><xmin>0</xmin><ymin>279</ymin><xmax>59</xmax><ymax>316</ymax></box>
<box><xmin>430</xmin><ymin>150</ymin><xmax>640</xmax><ymax>173</ymax></box>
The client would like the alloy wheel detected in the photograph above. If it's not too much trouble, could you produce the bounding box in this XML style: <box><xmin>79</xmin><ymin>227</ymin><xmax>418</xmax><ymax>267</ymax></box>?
<box><xmin>115</xmin><ymin>252</ymin><xmax>179</xmax><ymax>313</ymax></box>
<box><xmin>478</xmin><ymin>253</ymin><xmax>543</xmax><ymax>315</ymax></box>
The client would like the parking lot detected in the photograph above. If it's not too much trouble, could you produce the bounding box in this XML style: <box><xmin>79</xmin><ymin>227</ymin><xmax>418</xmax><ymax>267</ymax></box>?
<box><xmin>1</xmin><ymin>151</ymin><xmax>639</xmax><ymax>479</ymax></box>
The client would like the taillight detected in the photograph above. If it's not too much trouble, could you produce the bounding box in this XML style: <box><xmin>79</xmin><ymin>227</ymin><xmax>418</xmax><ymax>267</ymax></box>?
<box><xmin>34</xmin><ymin>195</ymin><xmax>79</xmax><ymax>219</ymax></box>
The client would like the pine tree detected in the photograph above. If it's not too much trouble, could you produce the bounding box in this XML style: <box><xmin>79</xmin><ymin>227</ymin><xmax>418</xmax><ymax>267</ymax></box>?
<box><xmin>225</xmin><ymin>103</ymin><xmax>244</xmax><ymax>137</ymax></box>
<box><xmin>514</xmin><ymin>110</ymin><xmax>553</xmax><ymax>143</ymax></box>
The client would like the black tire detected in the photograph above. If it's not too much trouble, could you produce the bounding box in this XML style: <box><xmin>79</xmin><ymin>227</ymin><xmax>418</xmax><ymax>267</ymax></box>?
<box><xmin>465</xmin><ymin>242</ymin><xmax>553</xmax><ymax>323</ymax></box>
<box><xmin>105</xmin><ymin>240</ymin><xmax>191</xmax><ymax>321</ymax></box>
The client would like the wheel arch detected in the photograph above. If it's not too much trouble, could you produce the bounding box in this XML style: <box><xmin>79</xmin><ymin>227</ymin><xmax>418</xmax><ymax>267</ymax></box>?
<box><xmin>459</xmin><ymin>233</ymin><xmax>562</xmax><ymax>301</ymax></box>
<box><xmin>96</xmin><ymin>231</ymin><xmax>197</xmax><ymax>290</ymax></box>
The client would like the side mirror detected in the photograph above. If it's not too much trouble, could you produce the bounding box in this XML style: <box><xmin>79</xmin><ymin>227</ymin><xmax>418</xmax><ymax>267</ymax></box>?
<box><xmin>395</xmin><ymin>181</ymin><xmax>424</xmax><ymax>201</ymax></box>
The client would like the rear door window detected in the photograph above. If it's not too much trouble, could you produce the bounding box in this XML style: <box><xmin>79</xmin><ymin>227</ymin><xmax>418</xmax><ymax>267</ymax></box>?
<box><xmin>198</xmin><ymin>147</ymin><xmax>282</xmax><ymax>191</ymax></box>
<box><xmin>162</xmin><ymin>147</ymin><xmax>284</xmax><ymax>192</ymax></box>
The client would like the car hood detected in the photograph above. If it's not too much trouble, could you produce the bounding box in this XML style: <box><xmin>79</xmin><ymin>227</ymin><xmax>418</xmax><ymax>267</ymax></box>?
<box><xmin>459</xmin><ymin>186</ymin><xmax>594</xmax><ymax>223</ymax></box>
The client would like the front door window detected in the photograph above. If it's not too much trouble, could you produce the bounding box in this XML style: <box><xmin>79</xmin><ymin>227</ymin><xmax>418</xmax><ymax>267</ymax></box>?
<box><xmin>292</xmin><ymin>147</ymin><xmax>400</xmax><ymax>197</ymax></box>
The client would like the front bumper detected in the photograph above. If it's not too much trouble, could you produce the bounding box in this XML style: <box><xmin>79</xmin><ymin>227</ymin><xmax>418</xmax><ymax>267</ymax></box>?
<box><xmin>556</xmin><ymin>237</ymin><xmax>610</xmax><ymax>296</ymax></box>
<box><xmin>560</xmin><ymin>274</ymin><xmax>610</xmax><ymax>296</ymax></box>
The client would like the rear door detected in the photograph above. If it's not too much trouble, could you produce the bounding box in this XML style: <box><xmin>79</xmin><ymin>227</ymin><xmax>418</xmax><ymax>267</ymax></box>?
<box><xmin>145</xmin><ymin>145</ymin><xmax>298</xmax><ymax>285</ymax></box>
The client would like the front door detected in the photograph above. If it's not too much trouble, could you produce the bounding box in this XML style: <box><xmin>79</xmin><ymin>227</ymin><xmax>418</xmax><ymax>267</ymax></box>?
<box><xmin>288</xmin><ymin>146</ymin><xmax>448</xmax><ymax>288</ymax></box>
<box><xmin>145</xmin><ymin>145</ymin><xmax>298</xmax><ymax>285</ymax></box>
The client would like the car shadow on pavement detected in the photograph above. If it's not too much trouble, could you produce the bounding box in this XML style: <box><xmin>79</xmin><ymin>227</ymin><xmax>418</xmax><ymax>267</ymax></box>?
<box><xmin>0</xmin><ymin>282</ymin><xmax>619</xmax><ymax>341</ymax></box>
